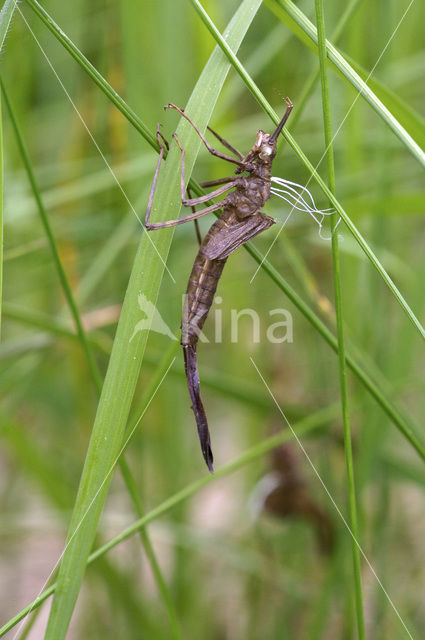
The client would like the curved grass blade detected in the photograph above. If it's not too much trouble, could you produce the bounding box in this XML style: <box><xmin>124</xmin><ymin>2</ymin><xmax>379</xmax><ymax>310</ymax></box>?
<box><xmin>42</xmin><ymin>3</ymin><xmax>263</xmax><ymax>639</ymax></box>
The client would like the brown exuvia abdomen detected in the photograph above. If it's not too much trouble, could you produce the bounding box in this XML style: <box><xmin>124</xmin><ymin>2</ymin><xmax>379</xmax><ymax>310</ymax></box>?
<box><xmin>181</xmin><ymin>253</ymin><xmax>226</xmax><ymax>346</ymax></box>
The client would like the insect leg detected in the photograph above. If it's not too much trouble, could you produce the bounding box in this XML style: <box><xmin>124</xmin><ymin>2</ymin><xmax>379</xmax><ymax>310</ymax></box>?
<box><xmin>199</xmin><ymin>176</ymin><xmax>236</xmax><ymax>188</ymax></box>
<box><xmin>165</xmin><ymin>103</ymin><xmax>242</xmax><ymax>166</ymax></box>
<box><xmin>145</xmin><ymin>128</ymin><xmax>231</xmax><ymax>230</ymax></box>
<box><xmin>207</xmin><ymin>125</ymin><xmax>244</xmax><ymax>159</ymax></box>
<box><xmin>172</xmin><ymin>133</ymin><xmax>239</xmax><ymax>206</ymax></box>
<box><xmin>190</xmin><ymin>177</ymin><xmax>237</xmax><ymax>244</ymax></box>
<box><xmin>145</xmin><ymin>200</ymin><xmax>224</xmax><ymax>230</ymax></box>
<box><xmin>187</xmin><ymin>186</ymin><xmax>203</xmax><ymax>246</ymax></box>
<box><xmin>193</xmin><ymin>220</ymin><xmax>202</xmax><ymax>246</ymax></box>
<box><xmin>144</xmin><ymin>124</ymin><xmax>169</xmax><ymax>228</ymax></box>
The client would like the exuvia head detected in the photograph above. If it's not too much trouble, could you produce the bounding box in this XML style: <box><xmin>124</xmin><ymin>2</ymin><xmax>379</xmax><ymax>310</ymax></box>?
<box><xmin>250</xmin><ymin>97</ymin><xmax>293</xmax><ymax>163</ymax></box>
<box><xmin>253</xmin><ymin>130</ymin><xmax>277</xmax><ymax>161</ymax></box>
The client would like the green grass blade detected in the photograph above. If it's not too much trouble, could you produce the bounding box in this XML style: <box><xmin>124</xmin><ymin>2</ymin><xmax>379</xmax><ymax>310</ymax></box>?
<box><xmin>267</xmin><ymin>0</ymin><xmax>425</xmax><ymax>167</ymax></box>
<box><xmin>0</xmin><ymin>587</ymin><xmax>56</xmax><ymax>638</ymax></box>
<box><xmin>188</xmin><ymin>0</ymin><xmax>425</xmax><ymax>344</ymax></box>
<box><xmin>2</xmin><ymin>40</ymin><xmax>184</xmax><ymax>638</ymax></box>
<box><xmin>0</xmin><ymin>0</ymin><xmax>17</xmax><ymax>51</ymax></box>
<box><xmin>315</xmin><ymin>0</ymin><xmax>365</xmax><ymax>636</ymax></box>
<box><xmin>0</xmin><ymin>404</ymin><xmax>334</xmax><ymax>637</ymax></box>
<box><xmin>43</xmin><ymin>3</ymin><xmax>263</xmax><ymax>638</ymax></box>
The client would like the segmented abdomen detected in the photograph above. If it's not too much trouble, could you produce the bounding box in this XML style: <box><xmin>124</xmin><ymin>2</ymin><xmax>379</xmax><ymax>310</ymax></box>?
<box><xmin>182</xmin><ymin>252</ymin><xmax>226</xmax><ymax>346</ymax></box>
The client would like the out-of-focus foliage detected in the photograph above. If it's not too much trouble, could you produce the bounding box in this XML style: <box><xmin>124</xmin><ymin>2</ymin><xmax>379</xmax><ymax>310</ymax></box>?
<box><xmin>1</xmin><ymin>0</ymin><xmax>424</xmax><ymax>638</ymax></box>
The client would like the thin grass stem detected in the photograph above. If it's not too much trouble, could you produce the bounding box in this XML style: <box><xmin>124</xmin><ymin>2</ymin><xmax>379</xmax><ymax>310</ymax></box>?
<box><xmin>315</xmin><ymin>0</ymin><xmax>365</xmax><ymax>636</ymax></box>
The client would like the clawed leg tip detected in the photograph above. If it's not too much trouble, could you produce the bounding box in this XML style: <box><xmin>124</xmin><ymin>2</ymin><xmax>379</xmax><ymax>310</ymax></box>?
<box><xmin>164</xmin><ymin>103</ymin><xmax>183</xmax><ymax>113</ymax></box>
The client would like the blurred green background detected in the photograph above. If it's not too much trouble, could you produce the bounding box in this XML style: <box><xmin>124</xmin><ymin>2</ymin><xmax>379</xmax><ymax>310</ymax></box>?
<box><xmin>1</xmin><ymin>0</ymin><xmax>424</xmax><ymax>638</ymax></box>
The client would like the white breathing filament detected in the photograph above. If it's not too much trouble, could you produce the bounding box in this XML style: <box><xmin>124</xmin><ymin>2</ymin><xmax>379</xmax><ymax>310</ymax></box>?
<box><xmin>271</xmin><ymin>176</ymin><xmax>340</xmax><ymax>236</ymax></box>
